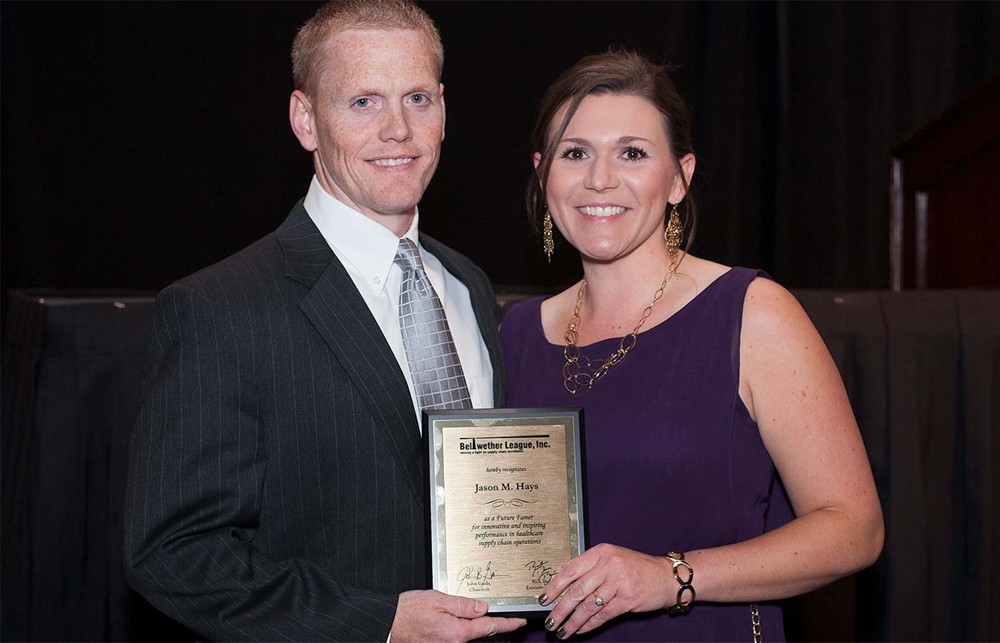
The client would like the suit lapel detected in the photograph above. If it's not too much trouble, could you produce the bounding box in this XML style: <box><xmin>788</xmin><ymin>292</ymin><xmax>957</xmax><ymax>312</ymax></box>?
<box><xmin>421</xmin><ymin>234</ymin><xmax>507</xmax><ymax>405</ymax></box>
<box><xmin>277</xmin><ymin>203</ymin><xmax>425</xmax><ymax>505</ymax></box>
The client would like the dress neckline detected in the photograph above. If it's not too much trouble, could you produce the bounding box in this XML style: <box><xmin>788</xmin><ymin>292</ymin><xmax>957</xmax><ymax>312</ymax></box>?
<box><xmin>536</xmin><ymin>267</ymin><xmax>738</xmax><ymax>349</ymax></box>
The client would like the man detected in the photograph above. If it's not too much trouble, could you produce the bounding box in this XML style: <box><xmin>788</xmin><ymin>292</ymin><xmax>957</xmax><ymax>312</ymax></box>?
<box><xmin>123</xmin><ymin>1</ymin><xmax>524</xmax><ymax>640</ymax></box>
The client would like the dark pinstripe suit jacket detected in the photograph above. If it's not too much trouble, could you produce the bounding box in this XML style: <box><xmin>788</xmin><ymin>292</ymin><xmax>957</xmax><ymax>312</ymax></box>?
<box><xmin>123</xmin><ymin>201</ymin><xmax>506</xmax><ymax>641</ymax></box>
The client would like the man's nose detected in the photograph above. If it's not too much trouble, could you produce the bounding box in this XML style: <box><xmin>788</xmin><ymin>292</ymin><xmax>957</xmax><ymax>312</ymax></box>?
<box><xmin>379</xmin><ymin>104</ymin><xmax>413</xmax><ymax>143</ymax></box>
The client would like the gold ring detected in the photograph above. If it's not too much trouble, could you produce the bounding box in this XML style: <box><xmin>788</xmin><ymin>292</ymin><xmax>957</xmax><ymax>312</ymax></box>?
<box><xmin>594</xmin><ymin>592</ymin><xmax>605</xmax><ymax>608</ymax></box>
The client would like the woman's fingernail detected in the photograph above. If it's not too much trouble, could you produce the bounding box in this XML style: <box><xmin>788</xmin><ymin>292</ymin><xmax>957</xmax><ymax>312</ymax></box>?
<box><xmin>544</xmin><ymin>618</ymin><xmax>555</xmax><ymax>630</ymax></box>
<box><xmin>537</xmin><ymin>593</ymin><xmax>548</xmax><ymax>605</ymax></box>
<box><xmin>556</xmin><ymin>627</ymin><xmax>568</xmax><ymax>639</ymax></box>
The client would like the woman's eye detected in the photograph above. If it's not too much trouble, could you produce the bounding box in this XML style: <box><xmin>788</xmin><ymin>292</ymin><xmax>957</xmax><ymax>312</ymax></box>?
<box><xmin>623</xmin><ymin>146</ymin><xmax>648</xmax><ymax>161</ymax></box>
<box><xmin>559</xmin><ymin>147</ymin><xmax>587</xmax><ymax>161</ymax></box>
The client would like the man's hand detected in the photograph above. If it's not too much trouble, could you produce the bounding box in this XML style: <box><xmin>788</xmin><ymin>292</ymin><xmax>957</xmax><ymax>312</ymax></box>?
<box><xmin>390</xmin><ymin>590</ymin><xmax>527</xmax><ymax>643</ymax></box>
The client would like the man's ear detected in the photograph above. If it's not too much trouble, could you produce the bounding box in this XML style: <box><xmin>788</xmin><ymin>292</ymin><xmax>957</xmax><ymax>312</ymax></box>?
<box><xmin>439</xmin><ymin>82</ymin><xmax>446</xmax><ymax>143</ymax></box>
<box><xmin>289</xmin><ymin>90</ymin><xmax>318</xmax><ymax>152</ymax></box>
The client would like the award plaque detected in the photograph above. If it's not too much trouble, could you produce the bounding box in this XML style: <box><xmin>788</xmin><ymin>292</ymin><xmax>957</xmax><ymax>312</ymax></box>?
<box><xmin>424</xmin><ymin>408</ymin><xmax>586</xmax><ymax>615</ymax></box>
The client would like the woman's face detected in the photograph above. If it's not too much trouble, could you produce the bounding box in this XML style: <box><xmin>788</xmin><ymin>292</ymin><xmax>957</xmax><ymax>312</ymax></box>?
<box><xmin>537</xmin><ymin>94</ymin><xmax>694</xmax><ymax>264</ymax></box>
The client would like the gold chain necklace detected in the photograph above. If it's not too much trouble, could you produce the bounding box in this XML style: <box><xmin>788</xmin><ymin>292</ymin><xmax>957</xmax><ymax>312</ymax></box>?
<box><xmin>563</xmin><ymin>264</ymin><xmax>676</xmax><ymax>394</ymax></box>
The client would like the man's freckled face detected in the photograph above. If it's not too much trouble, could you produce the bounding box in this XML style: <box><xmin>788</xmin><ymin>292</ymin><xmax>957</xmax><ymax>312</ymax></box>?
<box><xmin>307</xmin><ymin>28</ymin><xmax>445</xmax><ymax>222</ymax></box>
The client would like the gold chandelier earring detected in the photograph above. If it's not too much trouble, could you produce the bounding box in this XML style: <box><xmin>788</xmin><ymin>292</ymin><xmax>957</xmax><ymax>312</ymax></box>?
<box><xmin>664</xmin><ymin>203</ymin><xmax>683</xmax><ymax>259</ymax></box>
<box><xmin>543</xmin><ymin>210</ymin><xmax>555</xmax><ymax>262</ymax></box>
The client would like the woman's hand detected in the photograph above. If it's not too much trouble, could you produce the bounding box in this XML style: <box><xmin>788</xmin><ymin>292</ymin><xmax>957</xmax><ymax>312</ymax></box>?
<box><xmin>537</xmin><ymin>543</ymin><xmax>675</xmax><ymax>638</ymax></box>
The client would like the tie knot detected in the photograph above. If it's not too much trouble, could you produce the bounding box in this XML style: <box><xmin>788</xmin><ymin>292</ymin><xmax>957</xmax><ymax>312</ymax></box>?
<box><xmin>394</xmin><ymin>238</ymin><xmax>423</xmax><ymax>273</ymax></box>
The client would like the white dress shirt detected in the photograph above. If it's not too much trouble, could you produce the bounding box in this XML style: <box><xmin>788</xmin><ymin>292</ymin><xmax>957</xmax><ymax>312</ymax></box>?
<box><xmin>303</xmin><ymin>177</ymin><xmax>494</xmax><ymax>427</ymax></box>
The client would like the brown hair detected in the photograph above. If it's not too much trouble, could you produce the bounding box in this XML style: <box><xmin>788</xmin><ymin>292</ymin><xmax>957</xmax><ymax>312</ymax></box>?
<box><xmin>291</xmin><ymin>0</ymin><xmax>444</xmax><ymax>97</ymax></box>
<box><xmin>527</xmin><ymin>49</ymin><xmax>697</xmax><ymax>250</ymax></box>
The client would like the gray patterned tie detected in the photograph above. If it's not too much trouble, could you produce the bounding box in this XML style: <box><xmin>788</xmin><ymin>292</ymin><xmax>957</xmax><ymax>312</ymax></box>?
<box><xmin>394</xmin><ymin>238</ymin><xmax>472</xmax><ymax>411</ymax></box>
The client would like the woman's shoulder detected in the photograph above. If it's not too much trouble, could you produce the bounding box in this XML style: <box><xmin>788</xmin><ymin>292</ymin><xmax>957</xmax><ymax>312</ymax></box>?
<box><xmin>502</xmin><ymin>284</ymin><xmax>585</xmax><ymax>346</ymax></box>
<box><xmin>673</xmin><ymin>255</ymin><xmax>738</xmax><ymax>288</ymax></box>
<box><xmin>671</xmin><ymin>255</ymin><xmax>754</xmax><ymax>307</ymax></box>
<box><xmin>680</xmin><ymin>254</ymin><xmax>783</xmax><ymax>298</ymax></box>
<box><xmin>686</xmin><ymin>256</ymin><xmax>804</xmax><ymax>332</ymax></box>
<box><xmin>743</xmin><ymin>274</ymin><xmax>804</xmax><ymax>326</ymax></box>
<box><xmin>740</xmin><ymin>275</ymin><xmax>821</xmax><ymax>374</ymax></box>
<box><xmin>504</xmin><ymin>285</ymin><xmax>586</xmax><ymax>339</ymax></box>
<box><xmin>499</xmin><ymin>295</ymin><xmax>546</xmax><ymax>336</ymax></box>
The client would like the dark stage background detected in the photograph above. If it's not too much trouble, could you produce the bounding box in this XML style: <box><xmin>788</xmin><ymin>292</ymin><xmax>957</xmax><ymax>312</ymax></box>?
<box><xmin>3</xmin><ymin>1</ymin><xmax>999</xmax><ymax>306</ymax></box>
<box><xmin>3</xmin><ymin>2</ymin><xmax>1000</xmax><ymax>642</ymax></box>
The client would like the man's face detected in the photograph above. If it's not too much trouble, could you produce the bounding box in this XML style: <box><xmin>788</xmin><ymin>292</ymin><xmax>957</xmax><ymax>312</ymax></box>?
<box><xmin>291</xmin><ymin>29</ymin><xmax>445</xmax><ymax>230</ymax></box>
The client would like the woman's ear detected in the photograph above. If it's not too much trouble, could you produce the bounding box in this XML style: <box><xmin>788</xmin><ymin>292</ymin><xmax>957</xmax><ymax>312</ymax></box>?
<box><xmin>670</xmin><ymin>153</ymin><xmax>696</xmax><ymax>203</ymax></box>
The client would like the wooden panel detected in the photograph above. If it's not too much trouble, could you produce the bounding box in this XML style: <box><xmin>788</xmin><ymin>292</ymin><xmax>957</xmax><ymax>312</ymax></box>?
<box><xmin>890</xmin><ymin>74</ymin><xmax>1000</xmax><ymax>289</ymax></box>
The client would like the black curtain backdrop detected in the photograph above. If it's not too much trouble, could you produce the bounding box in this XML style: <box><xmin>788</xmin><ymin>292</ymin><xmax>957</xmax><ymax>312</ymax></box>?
<box><xmin>3</xmin><ymin>3</ymin><xmax>1000</xmax><ymax>642</ymax></box>
<box><xmin>3</xmin><ymin>1</ymin><xmax>999</xmax><ymax>311</ymax></box>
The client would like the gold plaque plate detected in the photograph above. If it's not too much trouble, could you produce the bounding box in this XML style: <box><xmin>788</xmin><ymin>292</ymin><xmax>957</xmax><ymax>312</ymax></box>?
<box><xmin>424</xmin><ymin>408</ymin><xmax>586</xmax><ymax>615</ymax></box>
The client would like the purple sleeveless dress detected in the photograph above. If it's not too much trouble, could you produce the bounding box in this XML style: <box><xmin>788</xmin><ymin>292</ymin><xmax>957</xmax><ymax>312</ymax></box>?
<box><xmin>500</xmin><ymin>268</ymin><xmax>793</xmax><ymax>642</ymax></box>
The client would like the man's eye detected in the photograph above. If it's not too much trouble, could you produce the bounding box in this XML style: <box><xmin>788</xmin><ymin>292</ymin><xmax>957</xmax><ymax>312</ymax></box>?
<box><xmin>410</xmin><ymin>94</ymin><xmax>426</xmax><ymax>104</ymax></box>
<box><xmin>354</xmin><ymin>97</ymin><xmax>371</xmax><ymax>108</ymax></box>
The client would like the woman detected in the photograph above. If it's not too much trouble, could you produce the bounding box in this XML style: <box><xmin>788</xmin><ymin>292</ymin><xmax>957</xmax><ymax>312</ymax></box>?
<box><xmin>500</xmin><ymin>50</ymin><xmax>883</xmax><ymax>641</ymax></box>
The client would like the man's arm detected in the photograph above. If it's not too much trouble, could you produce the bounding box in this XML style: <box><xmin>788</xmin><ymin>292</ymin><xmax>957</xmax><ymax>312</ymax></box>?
<box><xmin>124</xmin><ymin>282</ymin><xmax>398</xmax><ymax>641</ymax></box>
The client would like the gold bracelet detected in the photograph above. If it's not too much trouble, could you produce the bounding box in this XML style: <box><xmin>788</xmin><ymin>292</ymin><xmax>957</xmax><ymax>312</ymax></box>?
<box><xmin>664</xmin><ymin>551</ymin><xmax>696</xmax><ymax>615</ymax></box>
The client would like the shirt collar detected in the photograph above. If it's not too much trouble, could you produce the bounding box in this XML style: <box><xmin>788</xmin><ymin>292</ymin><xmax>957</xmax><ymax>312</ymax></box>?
<box><xmin>303</xmin><ymin>176</ymin><xmax>420</xmax><ymax>292</ymax></box>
